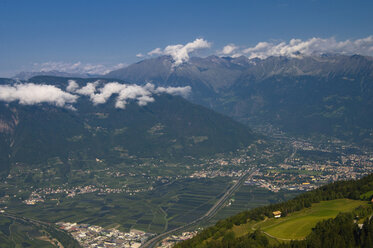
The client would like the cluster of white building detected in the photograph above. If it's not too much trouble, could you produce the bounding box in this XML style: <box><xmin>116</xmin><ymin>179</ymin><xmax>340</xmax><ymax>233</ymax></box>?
<box><xmin>157</xmin><ymin>231</ymin><xmax>198</xmax><ymax>248</ymax></box>
<box><xmin>23</xmin><ymin>184</ymin><xmax>155</xmax><ymax>205</ymax></box>
<box><xmin>189</xmin><ymin>169</ymin><xmax>245</xmax><ymax>179</ymax></box>
<box><xmin>57</xmin><ymin>222</ymin><xmax>152</xmax><ymax>248</ymax></box>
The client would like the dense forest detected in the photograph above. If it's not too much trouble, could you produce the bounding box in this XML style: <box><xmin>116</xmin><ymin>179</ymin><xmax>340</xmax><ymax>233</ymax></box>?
<box><xmin>175</xmin><ymin>174</ymin><xmax>373</xmax><ymax>248</ymax></box>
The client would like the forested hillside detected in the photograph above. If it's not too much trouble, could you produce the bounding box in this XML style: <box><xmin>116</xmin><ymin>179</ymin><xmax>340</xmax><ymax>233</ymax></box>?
<box><xmin>0</xmin><ymin>76</ymin><xmax>255</xmax><ymax>178</ymax></box>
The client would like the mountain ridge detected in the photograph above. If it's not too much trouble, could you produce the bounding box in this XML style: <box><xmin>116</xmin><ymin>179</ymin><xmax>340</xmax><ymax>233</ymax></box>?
<box><xmin>105</xmin><ymin>54</ymin><xmax>373</xmax><ymax>145</ymax></box>
<box><xmin>0</xmin><ymin>76</ymin><xmax>256</xmax><ymax>178</ymax></box>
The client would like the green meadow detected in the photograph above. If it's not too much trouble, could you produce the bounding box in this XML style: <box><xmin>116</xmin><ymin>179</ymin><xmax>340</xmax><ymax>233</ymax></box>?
<box><xmin>256</xmin><ymin>199</ymin><xmax>367</xmax><ymax>240</ymax></box>
<box><xmin>229</xmin><ymin>198</ymin><xmax>368</xmax><ymax>242</ymax></box>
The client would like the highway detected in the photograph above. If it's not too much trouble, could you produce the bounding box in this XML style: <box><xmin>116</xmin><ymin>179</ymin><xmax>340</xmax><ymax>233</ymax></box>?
<box><xmin>0</xmin><ymin>211</ymin><xmax>79</xmax><ymax>245</ymax></box>
<box><xmin>2</xmin><ymin>211</ymin><xmax>55</xmax><ymax>228</ymax></box>
<box><xmin>141</xmin><ymin>167</ymin><xmax>257</xmax><ymax>248</ymax></box>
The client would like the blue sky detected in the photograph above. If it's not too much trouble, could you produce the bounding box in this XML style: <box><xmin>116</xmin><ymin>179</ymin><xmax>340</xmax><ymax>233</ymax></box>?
<box><xmin>1</xmin><ymin>0</ymin><xmax>373</xmax><ymax>77</ymax></box>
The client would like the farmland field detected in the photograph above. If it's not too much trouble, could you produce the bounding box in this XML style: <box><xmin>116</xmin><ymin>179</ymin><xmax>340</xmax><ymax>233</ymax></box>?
<box><xmin>7</xmin><ymin>178</ymin><xmax>235</xmax><ymax>233</ymax></box>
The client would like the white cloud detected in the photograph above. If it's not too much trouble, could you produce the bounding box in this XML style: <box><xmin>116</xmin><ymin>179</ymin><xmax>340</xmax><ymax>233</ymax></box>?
<box><xmin>147</xmin><ymin>38</ymin><xmax>211</xmax><ymax>66</ymax></box>
<box><xmin>241</xmin><ymin>36</ymin><xmax>373</xmax><ymax>59</ymax></box>
<box><xmin>89</xmin><ymin>82</ymin><xmax>127</xmax><ymax>105</ymax></box>
<box><xmin>220</xmin><ymin>44</ymin><xmax>238</xmax><ymax>55</ymax></box>
<box><xmin>0</xmin><ymin>81</ymin><xmax>192</xmax><ymax>110</ymax></box>
<box><xmin>70</xmin><ymin>81</ymin><xmax>192</xmax><ymax>109</ymax></box>
<box><xmin>148</xmin><ymin>48</ymin><xmax>162</xmax><ymax>56</ymax></box>
<box><xmin>66</xmin><ymin>80</ymin><xmax>79</xmax><ymax>92</ymax></box>
<box><xmin>32</xmin><ymin>62</ymin><xmax>126</xmax><ymax>75</ymax></box>
<box><xmin>75</xmin><ymin>81</ymin><xmax>99</xmax><ymax>96</ymax></box>
<box><xmin>0</xmin><ymin>83</ymin><xmax>78</xmax><ymax>108</ymax></box>
<box><xmin>155</xmin><ymin>85</ymin><xmax>191</xmax><ymax>98</ymax></box>
<box><xmin>137</xmin><ymin>95</ymin><xmax>155</xmax><ymax>106</ymax></box>
<box><xmin>115</xmin><ymin>84</ymin><xmax>154</xmax><ymax>108</ymax></box>
<box><xmin>136</xmin><ymin>53</ymin><xmax>144</xmax><ymax>58</ymax></box>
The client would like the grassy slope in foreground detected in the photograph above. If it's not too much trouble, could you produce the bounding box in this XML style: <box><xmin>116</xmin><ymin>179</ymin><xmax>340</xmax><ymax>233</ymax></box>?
<box><xmin>176</xmin><ymin>174</ymin><xmax>373</xmax><ymax>248</ymax></box>
<box><xmin>257</xmin><ymin>199</ymin><xmax>367</xmax><ymax>240</ymax></box>
<box><xmin>231</xmin><ymin>199</ymin><xmax>367</xmax><ymax>241</ymax></box>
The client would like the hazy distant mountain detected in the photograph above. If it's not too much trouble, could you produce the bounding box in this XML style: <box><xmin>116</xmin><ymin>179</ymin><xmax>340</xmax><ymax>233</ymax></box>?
<box><xmin>106</xmin><ymin>55</ymin><xmax>252</xmax><ymax>91</ymax></box>
<box><xmin>0</xmin><ymin>76</ymin><xmax>255</xmax><ymax>178</ymax></box>
<box><xmin>106</xmin><ymin>54</ymin><xmax>373</xmax><ymax>145</ymax></box>
<box><xmin>13</xmin><ymin>70</ymin><xmax>99</xmax><ymax>80</ymax></box>
<box><xmin>106</xmin><ymin>54</ymin><xmax>373</xmax><ymax>92</ymax></box>
<box><xmin>105</xmin><ymin>55</ymin><xmax>255</xmax><ymax>108</ymax></box>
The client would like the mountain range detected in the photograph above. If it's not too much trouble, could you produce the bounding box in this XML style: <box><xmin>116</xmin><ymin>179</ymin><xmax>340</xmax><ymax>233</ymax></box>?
<box><xmin>3</xmin><ymin>53</ymin><xmax>373</xmax><ymax>177</ymax></box>
<box><xmin>106</xmin><ymin>54</ymin><xmax>373</xmax><ymax>145</ymax></box>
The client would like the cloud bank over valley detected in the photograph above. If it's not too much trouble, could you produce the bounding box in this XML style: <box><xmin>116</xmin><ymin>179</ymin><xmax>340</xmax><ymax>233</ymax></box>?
<box><xmin>0</xmin><ymin>81</ymin><xmax>192</xmax><ymax>110</ymax></box>
<box><xmin>0</xmin><ymin>83</ymin><xmax>78</xmax><ymax>109</ymax></box>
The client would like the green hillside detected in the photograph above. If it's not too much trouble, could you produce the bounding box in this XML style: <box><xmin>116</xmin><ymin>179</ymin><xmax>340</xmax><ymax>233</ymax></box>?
<box><xmin>257</xmin><ymin>199</ymin><xmax>366</xmax><ymax>240</ymax></box>
<box><xmin>175</xmin><ymin>174</ymin><xmax>373</xmax><ymax>248</ymax></box>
